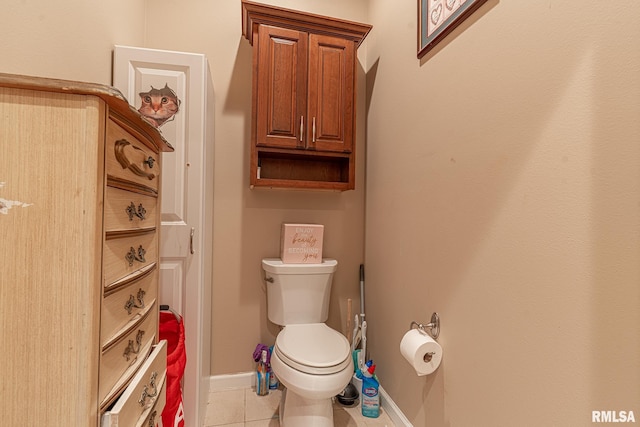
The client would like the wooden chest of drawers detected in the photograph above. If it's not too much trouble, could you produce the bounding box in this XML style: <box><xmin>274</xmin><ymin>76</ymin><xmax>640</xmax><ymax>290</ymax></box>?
<box><xmin>0</xmin><ymin>73</ymin><xmax>173</xmax><ymax>426</ymax></box>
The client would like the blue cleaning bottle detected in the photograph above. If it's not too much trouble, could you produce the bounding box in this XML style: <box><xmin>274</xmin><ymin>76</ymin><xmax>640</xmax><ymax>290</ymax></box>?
<box><xmin>268</xmin><ymin>346</ymin><xmax>279</xmax><ymax>390</ymax></box>
<box><xmin>360</xmin><ymin>361</ymin><xmax>380</xmax><ymax>418</ymax></box>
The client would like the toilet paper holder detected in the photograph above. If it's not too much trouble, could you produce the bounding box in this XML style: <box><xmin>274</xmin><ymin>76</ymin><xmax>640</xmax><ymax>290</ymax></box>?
<box><xmin>410</xmin><ymin>312</ymin><xmax>440</xmax><ymax>340</ymax></box>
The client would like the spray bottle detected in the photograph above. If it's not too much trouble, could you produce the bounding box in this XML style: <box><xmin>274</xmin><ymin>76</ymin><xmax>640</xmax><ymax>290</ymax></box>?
<box><xmin>256</xmin><ymin>349</ymin><xmax>270</xmax><ymax>396</ymax></box>
<box><xmin>360</xmin><ymin>360</ymin><xmax>380</xmax><ymax>418</ymax></box>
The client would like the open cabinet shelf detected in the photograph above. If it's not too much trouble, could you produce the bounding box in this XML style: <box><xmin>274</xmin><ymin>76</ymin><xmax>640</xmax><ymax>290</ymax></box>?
<box><xmin>253</xmin><ymin>148</ymin><xmax>353</xmax><ymax>191</ymax></box>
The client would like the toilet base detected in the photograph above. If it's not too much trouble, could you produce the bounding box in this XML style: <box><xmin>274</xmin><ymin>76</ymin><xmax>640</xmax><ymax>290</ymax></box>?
<box><xmin>279</xmin><ymin>387</ymin><xmax>334</xmax><ymax>427</ymax></box>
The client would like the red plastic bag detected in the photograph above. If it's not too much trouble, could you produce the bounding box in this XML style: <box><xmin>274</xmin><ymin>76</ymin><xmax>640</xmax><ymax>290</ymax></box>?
<box><xmin>159</xmin><ymin>311</ymin><xmax>186</xmax><ymax>427</ymax></box>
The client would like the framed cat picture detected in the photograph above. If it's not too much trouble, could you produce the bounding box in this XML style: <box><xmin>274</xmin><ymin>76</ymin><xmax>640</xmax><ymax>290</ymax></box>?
<box><xmin>137</xmin><ymin>83</ymin><xmax>181</xmax><ymax>128</ymax></box>
<box><xmin>418</xmin><ymin>0</ymin><xmax>488</xmax><ymax>58</ymax></box>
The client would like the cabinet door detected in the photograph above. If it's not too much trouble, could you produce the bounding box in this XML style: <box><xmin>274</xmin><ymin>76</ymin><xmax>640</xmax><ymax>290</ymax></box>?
<box><xmin>256</xmin><ymin>25</ymin><xmax>308</xmax><ymax>149</ymax></box>
<box><xmin>307</xmin><ymin>33</ymin><xmax>355</xmax><ymax>153</ymax></box>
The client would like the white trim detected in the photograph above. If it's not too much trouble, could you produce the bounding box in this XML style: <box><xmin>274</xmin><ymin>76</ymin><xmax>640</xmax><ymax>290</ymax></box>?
<box><xmin>379</xmin><ymin>384</ymin><xmax>413</xmax><ymax>427</ymax></box>
<box><xmin>209</xmin><ymin>372</ymin><xmax>255</xmax><ymax>392</ymax></box>
<box><xmin>207</xmin><ymin>373</ymin><xmax>412</xmax><ymax>426</ymax></box>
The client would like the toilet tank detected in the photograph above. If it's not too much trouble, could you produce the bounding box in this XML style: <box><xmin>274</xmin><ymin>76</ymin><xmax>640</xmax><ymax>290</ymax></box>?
<box><xmin>262</xmin><ymin>258</ymin><xmax>338</xmax><ymax>325</ymax></box>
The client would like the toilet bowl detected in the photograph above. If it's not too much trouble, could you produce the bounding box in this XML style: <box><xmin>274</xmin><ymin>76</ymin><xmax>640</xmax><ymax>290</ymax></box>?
<box><xmin>270</xmin><ymin>324</ymin><xmax>353</xmax><ymax>426</ymax></box>
<box><xmin>261</xmin><ymin>258</ymin><xmax>351</xmax><ymax>427</ymax></box>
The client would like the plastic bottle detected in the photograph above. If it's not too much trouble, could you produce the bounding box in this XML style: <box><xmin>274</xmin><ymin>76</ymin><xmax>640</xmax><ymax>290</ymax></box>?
<box><xmin>268</xmin><ymin>368</ymin><xmax>279</xmax><ymax>390</ymax></box>
<box><xmin>256</xmin><ymin>349</ymin><xmax>270</xmax><ymax>396</ymax></box>
<box><xmin>268</xmin><ymin>347</ymin><xmax>279</xmax><ymax>390</ymax></box>
<box><xmin>361</xmin><ymin>361</ymin><xmax>380</xmax><ymax>418</ymax></box>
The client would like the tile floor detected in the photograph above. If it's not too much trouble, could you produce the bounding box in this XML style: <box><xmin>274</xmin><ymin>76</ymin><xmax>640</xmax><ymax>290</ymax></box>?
<box><xmin>203</xmin><ymin>387</ymin><xmax>396</xmax><ymax>427</ymax></box>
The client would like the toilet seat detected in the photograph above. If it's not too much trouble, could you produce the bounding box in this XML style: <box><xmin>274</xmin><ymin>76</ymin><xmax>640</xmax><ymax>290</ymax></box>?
<box><xmin>275</xmin><ymin>323</ymin><xmax>351</xmax><ymax>375</ymax></box>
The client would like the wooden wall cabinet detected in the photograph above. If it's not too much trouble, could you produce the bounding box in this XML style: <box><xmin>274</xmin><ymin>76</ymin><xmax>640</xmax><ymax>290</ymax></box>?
<box><xmin>241</xmin><ymin>0</ymin><xmax>371</xmax><ymax>191</ymax></box>
<box><xmin>0</xmin><ymin>73</ymin><xmax>172</xmax><ymax>426</ymax></box>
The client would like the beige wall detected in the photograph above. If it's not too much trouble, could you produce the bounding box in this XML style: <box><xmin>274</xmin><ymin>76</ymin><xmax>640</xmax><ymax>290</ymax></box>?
<box><xmin>3</xmin><ymin>1</ymin><xmax>639</xmax><ymax>426</ymax></box>
<box><xmin>365</xmin><ymin>1</ymin><xmax>640</xmax><ymax>426</ymax></box>
<box><xmin>0</xmin><ymin>1</ymin><xmax>146</xmax><ymax>83</ymax></box>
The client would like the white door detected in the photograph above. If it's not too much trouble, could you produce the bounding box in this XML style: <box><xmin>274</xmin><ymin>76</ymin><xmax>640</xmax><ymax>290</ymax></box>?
<box><xmin>113</xmin><ymin>46</ymin><xmax>213</xmax><ymax>427</ymax></box>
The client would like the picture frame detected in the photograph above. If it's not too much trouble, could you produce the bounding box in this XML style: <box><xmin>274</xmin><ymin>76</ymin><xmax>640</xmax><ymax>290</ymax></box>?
<box><xmin>418</xmin><ymin>0</ymin><xmax>488</xmax><ymax>58</ymax></box>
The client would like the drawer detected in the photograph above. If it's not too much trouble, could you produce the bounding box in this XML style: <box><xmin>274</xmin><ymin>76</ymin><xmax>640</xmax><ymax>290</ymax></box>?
<box><xmin>102</xmin><ymin>269</ymin><xmax>158</xmax><ymax>350</ymax></box>
<box><xmin>107</xmin><ymin>120</ymin><xmax>161</xmax><ymax>193</ymax></box>
<box><xmin>104</xmin><ymin>231</ymin><xmax>158</xmax><ymax>286</ymax></box>
<box><xmin>102</xmin><ymin>340</ymin><xmax>167</xmax><ymax>427</ymax></box>
<box><xmin>100</xmin><ymin>310</ymin><xmax>157</xmax><ymax>406</ymax></box>
<box><xmin>105</xmin><ymin>186</ymin><xmax>158</xmax><ymax>233</ymax></box>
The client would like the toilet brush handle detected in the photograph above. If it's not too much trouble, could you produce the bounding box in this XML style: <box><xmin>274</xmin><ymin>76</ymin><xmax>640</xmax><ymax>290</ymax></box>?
<box><xmin>346</xmin><ymin>299</ymin><xmax>353</xmax><ymax>344</ymax></box>
<box><xmin>359</xmin><ymin>264</ymin><xmax>365</xmax><ymax>318</ymax></box>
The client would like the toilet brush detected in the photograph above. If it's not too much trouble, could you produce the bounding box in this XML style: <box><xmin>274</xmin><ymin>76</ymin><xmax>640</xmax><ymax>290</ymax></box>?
<box><xmin>346</xmin><ymin>298</ymin><xmax>353</xmax><ymax>346</ymax></box>
<box><xmin>358</xmin><ymin>264</ymin><xmax>367</xmax><ymax>370</ymax></box>
<box><xmin>336</xmin><ymin>381</ymin><xmax>359</xmax><ymax>406</ymax></box>
<box><xmin>337</xmin><ymin>267</ymin><xmax>365</xmax><ymax>406</ymax></box>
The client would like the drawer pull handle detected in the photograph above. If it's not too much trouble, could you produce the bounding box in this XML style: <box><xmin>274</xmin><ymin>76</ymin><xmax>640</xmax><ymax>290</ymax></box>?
<box><xmin>125</xmin><ymin>245</ymin><xmax>147</xmax><ymax>267</ymax></box>
<box><xmin>312</xmin><ymin>117</ymin><xmax>316</xmax><ymax>143</ymax></box>
<box><xmin>299</xmin><ymin>116</ymin><xmax>304</xmax><ymax>142</ymax></box>
<box><xmin>126</xmin><ymin>202</ymin><xmax>147</xmax><ymax>221</ymax></box>
<box><xmin>143</xmin><ymin>156</ymin><xmax>155</xmax><ymax>169</ymax></box>
<box><xmin>123</xmin><ymin>329</ymin><xmax>145</xmax><ymax>361</ymax></box>
<box><xmin>138</xmin><ymin>371</ymin><xmax>159</xmax><ymax>407</ymax></box>
<box><xmin>147</xmin><ymin>410</ymin><xmax>157</xmax><ymax>427</ymax></box>
<box><xmin>114</xmin><ymin>139</ymin><xmax>156</xmax><ymax>180</ymax></box>
<box><xmin>124</xmin><ymin>288</ymin><xmax>146</xmax><ymax>314</ymax></box>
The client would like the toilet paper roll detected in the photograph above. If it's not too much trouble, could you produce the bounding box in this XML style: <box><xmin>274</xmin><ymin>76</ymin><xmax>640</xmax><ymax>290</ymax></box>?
<box><xmin>400</xmin><ymin>329</ymin><xmax>443</xmax><ymax>376</ymax></box>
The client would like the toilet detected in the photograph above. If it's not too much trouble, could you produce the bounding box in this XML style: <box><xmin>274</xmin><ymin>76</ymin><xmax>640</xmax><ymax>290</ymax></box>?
<box><xmin>262</xmin><ymin>258</ymin><xmax>353</xmax><ymax>427</ymax></box>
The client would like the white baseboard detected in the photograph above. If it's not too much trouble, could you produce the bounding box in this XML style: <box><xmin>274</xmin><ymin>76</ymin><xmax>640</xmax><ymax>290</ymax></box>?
<box><xmin>207</xmin><ymin>372</ymin><xmax>412</xmax><ymax>427</ymax></box>
<box><xmin>379</xmin><ymin>384</ymin><xmax>413</xmax><ymax>427</ymax></box>
<box><xmin>209</xmin><ymin>371</ymin><xmax>255</xmax><ymax>392</ymax></box>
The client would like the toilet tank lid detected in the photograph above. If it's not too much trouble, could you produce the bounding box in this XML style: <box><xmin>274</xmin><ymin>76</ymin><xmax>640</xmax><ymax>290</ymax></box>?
<box><xmin>262</xmin><ymin>258</ymin><xmax>337</xmax><ymax>274</ymax></box>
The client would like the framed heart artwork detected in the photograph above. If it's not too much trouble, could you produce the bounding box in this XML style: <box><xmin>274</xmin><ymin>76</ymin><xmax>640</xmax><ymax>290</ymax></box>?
<box><xmin>418</xmin><ymin>0</ymin><xmax>488</xmax><ymax>58</ymax></box>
